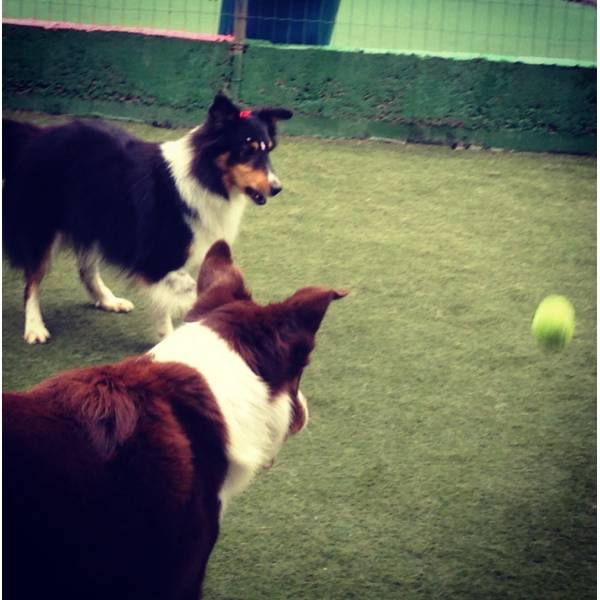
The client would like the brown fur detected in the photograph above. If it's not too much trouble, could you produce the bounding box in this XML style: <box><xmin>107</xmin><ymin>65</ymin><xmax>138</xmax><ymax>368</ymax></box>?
<box><xmin>216</xmin><ymin>150</ymin><xmax>271</xmax><ymax>198</ymax></box>
<box><xmin>186</xmin><ymin>241</ymin><xmax>349</xmax><ymax>398</ymax></box>
<box><xmin>4</xmin><ymin>357</ymin><xmax>227</xmax><ymax>600</ymax></box>
<box><xmin>228</xmin><ymin>162</ymin><xmax>271</xmax><ymax>197</ymax></box>
<box><xmin>4</xmin><ymin>240</ymin><xmax>347</xmax><ymax>600</ymax></box>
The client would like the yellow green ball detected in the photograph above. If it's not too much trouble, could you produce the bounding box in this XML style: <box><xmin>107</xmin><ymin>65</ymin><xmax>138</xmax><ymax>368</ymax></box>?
<box><xmin>531</xmin><ymin>295</ymin><xmax>575</xmax><ymax>350</ymax></box>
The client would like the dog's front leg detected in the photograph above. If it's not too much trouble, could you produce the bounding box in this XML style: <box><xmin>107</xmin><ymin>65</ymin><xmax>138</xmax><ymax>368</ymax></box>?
<box><xmin>145</xmin><ymin>270</ymin><xmax>197</xmax><ymax>340</ymax></box>
<box><xmin>152</xmin><ymin>304</ymin><xmax>174</xmax><ymax>339</ymax></box>
<box><xmin>78</xmin><ymin>251</ymin><xmax>134</xmax><ymax>313</ymax></box>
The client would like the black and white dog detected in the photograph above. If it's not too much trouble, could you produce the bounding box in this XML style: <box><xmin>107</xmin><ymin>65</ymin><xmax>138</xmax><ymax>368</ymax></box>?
<box><xmin>3</xmin><ymin>93</ymin><xmax>292</xmax><ymax>343</ymax></box>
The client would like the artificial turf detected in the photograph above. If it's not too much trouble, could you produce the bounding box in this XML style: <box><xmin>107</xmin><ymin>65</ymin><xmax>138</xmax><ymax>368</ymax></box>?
<box><xmin>2</xmin><ymin>112</ymin><xmax>596</xmax><ymax>599</ymax></box>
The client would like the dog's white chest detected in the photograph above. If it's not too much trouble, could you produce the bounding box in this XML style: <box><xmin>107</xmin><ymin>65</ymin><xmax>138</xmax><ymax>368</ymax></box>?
<box><xmin>149</xmin><ymin>323</ymin><xmax>293</xmax><ymax>512</ymax></box>
<box><xmin>186</xmin><ymin>190</ymin><xmax>248</xmax><ymax>269</ymax></box>
<box><xmin>161</xmin><ymin>136</ymin><xmax>248</xmax><ymax>269</ymax></box>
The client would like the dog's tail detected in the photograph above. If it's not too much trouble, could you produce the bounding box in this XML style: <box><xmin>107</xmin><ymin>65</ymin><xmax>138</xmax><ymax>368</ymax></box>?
<box><xmin>2</xmin><ymin>119</ymin><xmax>43</xmax><ymax>180</ymax></box>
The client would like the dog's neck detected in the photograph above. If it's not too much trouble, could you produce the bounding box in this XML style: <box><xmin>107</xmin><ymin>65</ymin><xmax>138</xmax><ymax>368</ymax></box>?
<box><xmin>149</xmin><ymin>322</ymin><xmax>293</xmax><ymax>512</ymax></box>
<box><xmin>161</xmin><ymin>133</ymin><xmax>248</xmax><ymax>269</ymax></box>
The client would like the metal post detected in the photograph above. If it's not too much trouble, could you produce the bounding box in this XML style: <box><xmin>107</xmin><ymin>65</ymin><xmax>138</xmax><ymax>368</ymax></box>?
<box><xmin>231</xmin><ymin>0</ymin><xmax>248</xmax><ymax>102</ymax></box>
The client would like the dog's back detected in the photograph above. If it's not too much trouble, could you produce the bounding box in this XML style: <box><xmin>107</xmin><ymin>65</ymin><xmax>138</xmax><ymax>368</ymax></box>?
<box><xmin>4</xmin><ymin>357</ymin><xmax>228</xmax><ymax>600</ymax></box>
<box><xmin>3</xmin><ymin>119</ymin><xmax>136</xmax><ymax>268</ymax></box>
<box><xmin>2</xmin><ymin>118</ymin><xmax>192</xmax><ymax>276</ymax></box>
<box><xmin>3</xmin><ymin>119</ymin><xmax>60</xmax><ymax>270</ymax></box>
<box><xmin>3</xmin><ymin>119</ymin><xmax>44</xmax><ymax>176</ymax></box>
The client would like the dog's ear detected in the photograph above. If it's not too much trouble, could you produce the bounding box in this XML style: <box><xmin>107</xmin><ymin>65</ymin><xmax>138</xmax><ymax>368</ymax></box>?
<box><xmin>185</xmin><ymin>241</ymin><xmax>251</xmax><ymax>321</ymax></box>
<box><xmin>275</xmin><ymin>287</ymin><xmax>348</xmax><ymax>377</ymax></box>
<box><xmin>255</xmin><ymin>107</ymin><xmax>294</xmax><ymax>136</ymax></box>
<box><xmin>255</xmin><ymin>108</ymin><xmax>294</xmax><ymax>123</ymax></box>
<box><xmin>285</xmin><ymin>287</ymin><xmax>348</xmax><ymax>335</ymax></box>
<box><xmin>195</xmin><ymin>240</ymin><xmax>233</xmax><ymax>292</ymax></box>
<box><xmin>208</xmin><ymin>92</ymin><xmax>240</xmax><ymax>129</ymax></box>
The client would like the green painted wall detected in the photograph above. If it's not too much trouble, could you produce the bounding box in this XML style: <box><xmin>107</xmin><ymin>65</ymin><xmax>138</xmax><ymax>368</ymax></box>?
<box><xmin>240</xmin><ymin>43</ymin><xmax>596</xmax><ymax>153</ymax></box>
<box><xmin>3</xmin><ymin>25</ymin><xmax>231</xmax><ymax>126</ymax></box>
<box><xmin>3</xmin><ymin>25</ymin><xmax>596</xmax><ymax>153</ymax></box>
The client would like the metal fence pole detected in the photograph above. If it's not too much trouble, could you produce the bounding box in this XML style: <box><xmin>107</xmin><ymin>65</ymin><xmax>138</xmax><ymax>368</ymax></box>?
<box><xmin>231</xmin><ymin>0</ymin><xmax>247</xmax><ymax>101</ymax></box>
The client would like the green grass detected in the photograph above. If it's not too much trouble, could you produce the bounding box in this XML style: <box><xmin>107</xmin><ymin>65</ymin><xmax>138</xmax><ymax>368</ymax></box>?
<box><xmin>2</xmin><ymin>112</ymin><xmax>596</xmax><ymax>599</ymax></box>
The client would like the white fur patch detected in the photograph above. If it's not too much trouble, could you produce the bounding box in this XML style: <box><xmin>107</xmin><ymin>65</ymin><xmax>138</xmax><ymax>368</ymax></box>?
<box><xmin>145</xmin><ymin>270</ymin><xmax>197</xmax><ymax>312</ymax></box>
<box><xmin>78</xmin><ymin>248</ymin><xmax>134</xmax><ymax>312</ymax></box>
<box><xmin>24</xmin><ymin>290</ymin><xmax>50</xmax><ymax>344</ymax></box>
<box><xmin>137</xmin><ymin>269</ymin><xmax>198</xmax><ymax>341</ymax></box>
<box><xmin>160</xmin><ymin>134</ymin><xmax>248</xmax><ymax>270</ymax></box>
<box><xmin>23</xmin><ymin>234</ymin><xmax>63</xmax><ymax>344</ymax></box>
<box><xmin>296</xmin><ymin>390</ymin><xmax>309</xmax><ymax>431</ymax></box>
<box><xmin>149</xmin><ymin>322</ymin><xmax>294</xmax><ymax>512</ymax></box>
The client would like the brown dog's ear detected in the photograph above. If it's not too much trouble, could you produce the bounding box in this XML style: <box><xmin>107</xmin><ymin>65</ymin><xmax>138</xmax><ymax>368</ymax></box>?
<box><xmin>208</xmin><ymin>92</ymin><xmax>240</xmax><ymax>129</ymax></box>
<box><xmin>286</xmin><ymin>287</ymin><xmax>349</xmax><ymax>335</ymax></box>
<box><xmin>276</xmin><ymin>287</ymin><xmax>348</xmax><ymax>378</ymax></box>
<box><xmin>196</xmin><ymin>240</ymin><xmax>237</xmax><ymax>292</ymax></box>
<box><xmin>185</xmin><ymin>241</ymin><xmax>251</xmax><ymax>321</ymax></box>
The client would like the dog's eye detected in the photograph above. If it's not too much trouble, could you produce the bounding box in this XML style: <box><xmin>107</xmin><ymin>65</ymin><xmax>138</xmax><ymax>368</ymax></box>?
<box><xmin>245</xmin><ymin>138</ymin><xmax>269</xmax><ymax>154</ymax></box>
<box><xmin>245</xmin><ymin>138</ymin><xmax>260</xmax><ymax>153</ymax></box>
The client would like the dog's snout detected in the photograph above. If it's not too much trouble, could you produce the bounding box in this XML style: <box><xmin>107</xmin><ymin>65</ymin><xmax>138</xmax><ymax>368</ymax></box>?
<box><xmin>267</xmin><ymin>170</ymin><xmax>282</xmax><ymax>196</ymax></box>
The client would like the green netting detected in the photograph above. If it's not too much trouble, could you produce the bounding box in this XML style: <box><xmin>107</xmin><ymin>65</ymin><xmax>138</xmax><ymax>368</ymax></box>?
<box><xmin>2</xmin><ymin>0</ymin><xmax>597</xmax><ymax>66</ymax></box>
<box><xmin>2</xmin><ymin>0</ymin><xmax>223</xmax><ymax>33</ymax></box>
<box><xmin>330</xmin><ymin>0</ymin><xmax>596</xmax><ymax>65</ymax></box>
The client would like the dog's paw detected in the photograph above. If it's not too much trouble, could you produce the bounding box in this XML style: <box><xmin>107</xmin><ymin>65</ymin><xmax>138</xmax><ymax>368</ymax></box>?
<box><xmin>95</xmin><ymin>297</ymin><xmax>135</xmax><ymax>313</ymax></box>
<box><xmin>24</xmin><ymin>324</ymin><xmax>51</xmax><ymax>344</ymax></box>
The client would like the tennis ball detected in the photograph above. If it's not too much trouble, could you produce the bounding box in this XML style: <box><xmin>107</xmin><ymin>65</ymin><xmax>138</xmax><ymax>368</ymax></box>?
<box><xmin>531</xmin><ymin>295</ymin><xmax>575</xmax><ymax>350</ymax></box>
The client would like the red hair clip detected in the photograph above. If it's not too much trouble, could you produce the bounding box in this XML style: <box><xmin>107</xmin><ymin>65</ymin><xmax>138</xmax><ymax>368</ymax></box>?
<box><xmin>239</xmin><ymin>110</ymin><xmax>252</xmax><ymax>119</ymax></box>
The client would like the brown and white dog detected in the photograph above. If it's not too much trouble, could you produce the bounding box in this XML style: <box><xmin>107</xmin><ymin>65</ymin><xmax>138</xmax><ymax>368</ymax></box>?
<box><xmin>3</xmin><ymin>240</ymin><xmax>348</xmax><ymax>600</ymax></box>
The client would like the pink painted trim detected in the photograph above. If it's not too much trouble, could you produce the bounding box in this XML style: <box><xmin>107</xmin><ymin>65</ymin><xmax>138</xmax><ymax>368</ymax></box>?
<box><xmin>2</xmin><ymin>18</ymin><xmax>234</xmax><ymax>43</ymax></box>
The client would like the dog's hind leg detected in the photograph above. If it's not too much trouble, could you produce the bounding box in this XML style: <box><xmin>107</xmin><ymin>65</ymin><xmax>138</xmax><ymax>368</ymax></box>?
<box><xmin>78</xmin><ymin>251</ymin><xmax>134</xmax><ymax>313</ymax></box>
<box><xmin>23</xmin><ymin>249</ymin><xmax>53</xmax><ymax>344</ymax></box>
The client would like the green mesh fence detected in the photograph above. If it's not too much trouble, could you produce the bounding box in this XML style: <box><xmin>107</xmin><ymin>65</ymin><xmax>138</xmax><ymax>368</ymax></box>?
<box><xmin>2</xmin><ymin>1</ymin><xmax>223</xmax><ymax>34</ymax></box>
<box><xmin>329</xmin><ymin>0</ymin><xmax>597</xmax><ymax>64</ymax></box>
<box><xmin>3</xmin><ymin>0</ymin><xmax>597</xmax><ymax>65</ymax></box>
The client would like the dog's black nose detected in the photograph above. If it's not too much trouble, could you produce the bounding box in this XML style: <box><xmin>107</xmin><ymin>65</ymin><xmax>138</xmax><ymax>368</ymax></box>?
<box><xmin>270</xmin><ymin>184</ymin><xmax>283</xmax><ymax>196</ymax></box>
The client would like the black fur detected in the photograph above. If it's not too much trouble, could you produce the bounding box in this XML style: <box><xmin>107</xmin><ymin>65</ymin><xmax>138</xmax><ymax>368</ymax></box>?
<box><xmin>2</xmin><ymin>119</ymin><xmax>43</xmax><ymax>180</ymax></box>
<box><xmin>190</xmin><ymin>102</ymin><xmax>292</xmax><ymax>200</ymax></box>
<box><xmin>3</xmin><ymin>119</ymin><xmax>193</xmax><ymax>283</ymax></box>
